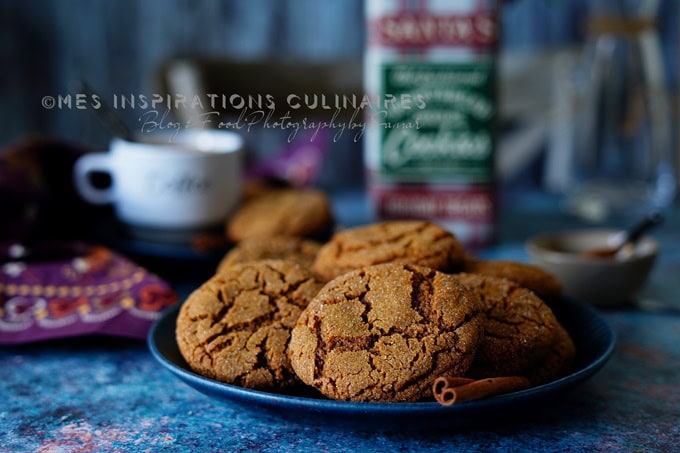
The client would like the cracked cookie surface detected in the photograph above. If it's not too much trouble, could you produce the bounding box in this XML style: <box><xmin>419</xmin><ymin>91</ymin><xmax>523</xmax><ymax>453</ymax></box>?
<box><xmin>217</xmin><ymin>236</ymin><xmax>321</xmax><ymax>273</ymax></box>
<box><xmin>461</xmin><ymin>259</ymin><xmax>563</xmax><ymax>299</ymax></box>
<box><xmin>288</xmin><ymin>263</ymin><xmax>483</xmax><ymax>402</ymax></box>
<box><xmin>311</xmin><ymin>221</ymin><xmax>466</xmax><ymax>282</ymax></box>
<box><xmin>176</xmin><ymin>260</ymin><xmax>323</xmax><ymax>390</ymax></box>
<box><xmin>527</xmin><ymin>322</ymin><xmax>576</xmax><ymax>385</ymax></box>
<box><xmin>454</xmin><ymin>273</ymin><xmax>559</xmax><ymax>378</ymax></box>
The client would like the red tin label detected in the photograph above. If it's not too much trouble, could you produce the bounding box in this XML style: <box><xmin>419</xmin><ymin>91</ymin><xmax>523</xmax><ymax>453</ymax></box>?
<box><xmin>370</xmin><ymin>13</ymin><xmax>497</xmax><ymax>48</ymax></box>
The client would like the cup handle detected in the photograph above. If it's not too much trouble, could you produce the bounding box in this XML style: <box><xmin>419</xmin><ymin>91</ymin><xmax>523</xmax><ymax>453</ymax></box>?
<box><xmin>73</xmin><ymin>152</ymin><xmax>115</xmax><ymax>204</ymax></box>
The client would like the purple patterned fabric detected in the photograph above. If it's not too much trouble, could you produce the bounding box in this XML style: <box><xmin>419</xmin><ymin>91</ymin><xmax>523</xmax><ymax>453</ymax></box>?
<box><xmin>0</xmin><ymin>139</ymin><xmax>178</xmax><ymax>344</ymax></box>
<box><xmin>0</xmin><ymin>246</ymin><xmax>177</xmax><ymax>344</ymax></box>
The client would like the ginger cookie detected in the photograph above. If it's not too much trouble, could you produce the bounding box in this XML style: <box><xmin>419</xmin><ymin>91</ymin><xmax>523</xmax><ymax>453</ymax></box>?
<box><xmin>311</xmin><ymin>221</ymin><xmax>466</xmax><ymax>282</ymax></box>
<box><xmin>288</xmin><ymin>263</ymin><xmax>483</xmax><ymax>402</ymax></box>
<box><xmin>226</xmin><ymin>188</ymin><xmax>333</xmax><ymax>242</ymax></box>
<box><xmin>217</xmin><ymin>236</ymin><xmax>321</xmax><ymax>273</ymax></box>
<box><xmin>241</xmin><ymin>178</ymin><xmax>287</xmax><ymax>202</ymax></box>
<box><xmin>461</xmin><ymin>259</ymin><xmax>563</xmax><ymax>300</ymax></box>
<box><xmin>526</xmin><ymin>323</ymin><xmax>576</xmax><ymax>385</ymax></box>
<box><xmin>453</xmin><ymin>273</ymin><xmax>559</xmax><ymax>378</ymax></box>
<box><xmin>176</xmin><ymin>260</ymin><xmax>323</xmax><ymax>390</ymax></box>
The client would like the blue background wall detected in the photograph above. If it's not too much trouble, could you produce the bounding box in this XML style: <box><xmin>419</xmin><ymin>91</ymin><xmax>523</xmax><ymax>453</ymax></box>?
<box><xmin>1</xmin><ymin>0</ymin><xmax>676</xmax><ymax>188</ymax></box>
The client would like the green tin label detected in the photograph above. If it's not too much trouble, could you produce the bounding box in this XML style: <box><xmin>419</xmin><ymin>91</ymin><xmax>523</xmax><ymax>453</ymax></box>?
<box><xmin>379</xmin><ymin>61</ymin><xmax>496</xmax><ymax>181</ymax></box>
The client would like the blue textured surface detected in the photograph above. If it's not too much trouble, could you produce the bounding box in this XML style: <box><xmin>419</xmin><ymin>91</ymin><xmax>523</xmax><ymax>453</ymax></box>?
<box><xmin>0</xmin><ymin>311</ymin><xmax>677</xmax><ymax>452</ymax></box>
<box><xmin>1</xmin><ymin>192</ymin><xmax>679</xmax><ymax>451</ymax></box>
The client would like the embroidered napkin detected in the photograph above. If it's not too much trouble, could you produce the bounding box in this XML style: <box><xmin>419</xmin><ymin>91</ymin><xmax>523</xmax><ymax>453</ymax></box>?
<box><xmin>0</xmin><ymin>246</ymin><xmax>176</xmax><ymax>344</ymax></box>
<box><xmin>0</xmin><ymin>138</ymin><xmax>177</xmax><ymax>344</ymax></box>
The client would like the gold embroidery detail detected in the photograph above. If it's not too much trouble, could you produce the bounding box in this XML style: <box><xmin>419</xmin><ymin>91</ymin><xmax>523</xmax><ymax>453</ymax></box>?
<box><xmin>121</xmin><ymin>297</ymin><xmax>135</xmax><ymax>309</ymax></box>
<box><xmin>44</xmin><ymin>285</ymin><xmax>56</xmax><ymax>297</ymax></box>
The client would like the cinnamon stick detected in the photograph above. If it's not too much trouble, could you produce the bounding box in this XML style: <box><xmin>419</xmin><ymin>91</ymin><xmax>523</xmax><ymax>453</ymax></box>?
<box><xmin>432</xmin><ymin>376</ymin><xmax>475</xmax><ymax>399</ymax></box>
<box><xmin>433</xmin><ymin>376</ymin><xmax>531</xmax><ymax>406</ymax></box>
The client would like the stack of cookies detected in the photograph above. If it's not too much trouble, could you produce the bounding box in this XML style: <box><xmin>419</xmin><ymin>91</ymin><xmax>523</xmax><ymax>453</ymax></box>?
<box><xmin>176</xmin><ymin>216</ymin><xmax>575</xmax><ymax>403</ymax></box>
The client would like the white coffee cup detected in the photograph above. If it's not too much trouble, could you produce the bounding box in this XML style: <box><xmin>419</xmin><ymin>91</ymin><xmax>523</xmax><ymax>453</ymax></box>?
<box><xmin>74</xmin><ymin>130</ymin><xmax>243</xmax><ymax>231</ymax></box>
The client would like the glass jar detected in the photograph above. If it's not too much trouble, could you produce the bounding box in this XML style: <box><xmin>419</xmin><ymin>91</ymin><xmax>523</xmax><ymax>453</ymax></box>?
<box><xmin>566</xmin><ymin>0</ymin><xmax>676</xmax><ymax>222</ymax></box>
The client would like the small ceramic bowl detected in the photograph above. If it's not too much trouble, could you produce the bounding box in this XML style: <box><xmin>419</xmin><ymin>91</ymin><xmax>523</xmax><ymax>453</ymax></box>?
<box><xmin>526</xmin><ymin>229</ymin><xmax>658</xmax><ymax>306</ymax></box>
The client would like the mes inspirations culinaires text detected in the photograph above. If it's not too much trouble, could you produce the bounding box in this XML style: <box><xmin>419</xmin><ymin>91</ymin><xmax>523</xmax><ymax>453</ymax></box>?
<box><xmin>42</xmin><ymin>92</ymin><xmax>433</xmax><ymax>143</ymax></box>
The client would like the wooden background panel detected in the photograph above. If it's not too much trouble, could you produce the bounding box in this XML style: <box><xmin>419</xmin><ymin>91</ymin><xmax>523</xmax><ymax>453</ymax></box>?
<box><xmin>0</xmin><ymin>0</ymin><xmax>364</xmax><ymax>149</ymax></box>
<box><xmin>1</xmin><ymin>0</ymin><xmax>677</xmax><ymax>188</ymax></box>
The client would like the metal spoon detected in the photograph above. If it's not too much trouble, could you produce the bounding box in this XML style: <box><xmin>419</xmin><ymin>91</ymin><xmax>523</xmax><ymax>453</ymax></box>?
<box><xmin>78</xmin><ymin>80</ymin><xmax>134</xmax><ymax>141</ymax></box>
<box><xmin>583</xmin><ymin>211</ymin><xmax>664</xmax><ymax>258</ymax></box>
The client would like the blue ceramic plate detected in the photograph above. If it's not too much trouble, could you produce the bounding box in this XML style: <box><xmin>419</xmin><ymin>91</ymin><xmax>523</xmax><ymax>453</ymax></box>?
<box><xmin>148</xmin><ymin>297</ymin><xmax>615</xmax><ymax>430</ymax></box>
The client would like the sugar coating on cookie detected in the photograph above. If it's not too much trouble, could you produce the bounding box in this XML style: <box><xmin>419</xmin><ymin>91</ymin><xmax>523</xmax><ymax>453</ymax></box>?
<box><xmin>527</xmin><ymin>323</ymin><xmax>576</xmax><ymax>385</ymax></box>
<box><xmin>217</xmin><ymin>236</ymin><xmax>321</xmax><ymax>273</ymax></box>
<box><xmin>461</xmin><ymin>259</ymin><xmax>563</xmax><ymax>299</ymax></box>
<box><xmin>288</xmin><ymin>263</ymin><xmax>483</xmax><ymax>402</ymax></box>
<box><xmin>454</xmin><ymin>273</ymin><xmax>559</xmax><ymax>378</ymax></box>
<box><xmin>226</xmin><ymin>188</ymin><xmax>332</xmax><ymax>242</ymax></box>
<box><xmin>176</xmin><ymin>260</ymin><xmax>323</xmax><ymax>390</ymax></box>
<box><xmin>311</xmin><ymin>221</ymin><xmax>467</xmax><ymax>282</ymax></box>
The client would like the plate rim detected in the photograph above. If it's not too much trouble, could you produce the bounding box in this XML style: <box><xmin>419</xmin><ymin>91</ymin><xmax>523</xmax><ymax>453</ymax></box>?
<box><xmin>148</xmin><ymin>297</ymin><xmax>616</xmax><ymax>415</ymax></box>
